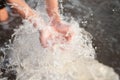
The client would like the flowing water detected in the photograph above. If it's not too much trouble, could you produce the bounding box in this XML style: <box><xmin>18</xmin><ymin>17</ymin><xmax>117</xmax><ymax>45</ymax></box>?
<box><xmin>0</xmin><ymin>0</ymin><xmax>120</xmax><ymax>80</ymax></box>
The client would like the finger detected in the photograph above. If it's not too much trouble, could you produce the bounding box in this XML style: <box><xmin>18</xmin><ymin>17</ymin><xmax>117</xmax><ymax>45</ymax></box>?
<box><xmin>65</xmin><ymin>35</ymin><xmax>71</xmax><ymax>42</ymax></box>
<box><xmin>39</xmin><ymin>30</ymin><xmax>48</xmax><ymax>48</ymax></box>
<box><xmin>65</xmin><ymin>31</ymin><xmax>74</xmax><ymax>42</ymax></box>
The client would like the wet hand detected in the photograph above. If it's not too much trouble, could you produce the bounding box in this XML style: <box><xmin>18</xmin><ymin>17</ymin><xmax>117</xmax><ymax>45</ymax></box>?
<box><xmin>39</xmin><ymin>28</ymin><xmax>52</xmax><ymax>48</ymax></box>
<box><xmin>39</xmin><ymin>24</ymin><xmax>74</xmax><ymax>48</ymax></box>
<box><xmin>51</xmin><ymin>21</ymin><xmax>74</xmax><ymax>41</ymax></box>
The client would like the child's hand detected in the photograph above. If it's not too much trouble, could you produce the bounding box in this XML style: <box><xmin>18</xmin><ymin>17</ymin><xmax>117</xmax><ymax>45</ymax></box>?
<box><xmin>39</xmin><ymin>21</ymin><xmax>74</xmax><ymax>48</ymax></box>
<box><xmin>51</xmin><ymin>21</ymin><xmax>74</xmax><ymax>41</ymax></box>
<box><xmin>39</xmin><ymin>28</ymin><xmax>52</xmax><ymax>48</ymax></box>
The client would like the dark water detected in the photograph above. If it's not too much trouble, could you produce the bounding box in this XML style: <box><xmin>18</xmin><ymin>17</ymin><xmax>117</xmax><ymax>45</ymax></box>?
<box><xmin>0</xmin><ymin>0</ymin><xmax>120</xmax><ymax>79</ymax></box>
<box><xmin>63</xmin><ymin>0</ymin><xmax>120</xmax><ymax>76</ymax></box>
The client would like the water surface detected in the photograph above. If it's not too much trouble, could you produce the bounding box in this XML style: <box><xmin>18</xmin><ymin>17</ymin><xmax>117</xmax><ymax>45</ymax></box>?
<box><xmin>0</xmin><ymin>0</ymin><xmax>120</xmax><ymax>79</ymax></box>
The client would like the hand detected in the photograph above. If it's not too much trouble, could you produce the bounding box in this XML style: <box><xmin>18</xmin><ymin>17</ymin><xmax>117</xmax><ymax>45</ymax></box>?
<box><xmin>51</xmin><ymin>21</ymin><xmax>74</xmax><ymax>41</ymax></box>
<box><xmin>39</xmin><ymin>28</ymin><xmax>52</xmax><ymax>48</ymax></box>
<box><xmin>39</xmin><ymin>23</ymin><xmax>74</xmax><ymax>48</ymax></box>
<box><xmin>40</xmin><ymin>27</ymin><xmax>67</xmax><ymax>48</ymax></box>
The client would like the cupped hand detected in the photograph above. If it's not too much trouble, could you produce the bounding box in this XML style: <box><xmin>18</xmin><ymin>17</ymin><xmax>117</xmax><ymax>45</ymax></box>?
<box><xmin>51</xmin><ymin>21</ymin><xmax>74</xmax><ymax>41</ymax></box>
<box><xmin>39</xmin><ymin>21</ymin><xmax>74</xmax><ymax>48</ymax></box>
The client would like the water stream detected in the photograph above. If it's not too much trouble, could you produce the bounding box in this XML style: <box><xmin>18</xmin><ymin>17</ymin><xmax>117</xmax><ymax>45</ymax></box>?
<box><xmin>0</xmin><ymin>0</ymin><xmax>119</xmax><ymax>80</ymax></box>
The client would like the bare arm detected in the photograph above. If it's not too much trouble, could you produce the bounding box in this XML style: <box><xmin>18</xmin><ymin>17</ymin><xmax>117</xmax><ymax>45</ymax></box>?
<box><xmin>6</xmin><ymin>0</ymin><xmax>73</xmax><ymax>47</ymax></box>
<box><xmin>7</xmin><ymin>0</ymin><xmax>60</xmax><ymax>22</ymax></box>
<box><xmin>7</xmin><ymin>0</ymin><xmax>37</xmax><ymax>19</ymax></box>
<box><xmin>7</xmin><ymin>0</ymin><xmax>46</xmax><ymax>28</ymax></box>
<box><xmin>45</xmin><ymin>0</ymin><xmax>61</xmax><ymax>22</ymax></box>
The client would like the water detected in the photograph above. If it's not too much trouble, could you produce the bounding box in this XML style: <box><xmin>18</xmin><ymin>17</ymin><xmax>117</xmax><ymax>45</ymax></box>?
<box><xmin>62</xmin><ymin>0</ymin><xmax>120</xmax><ymax>76</ymax></box>
<box><xmin>0</xmin><ymin>0</ymin><xmax>120</xmax><ymax>80</ymax></box>
<box><xmin>6</xmin><ymin>18</ymin><xmax>118</xmax><ymax>80</ymax></box>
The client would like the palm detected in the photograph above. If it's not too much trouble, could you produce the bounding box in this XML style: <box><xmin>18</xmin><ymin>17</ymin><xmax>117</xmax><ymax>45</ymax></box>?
<box><xmin>51</xmin><ymin>22</ymin><xmax>74</xmax><ymax>41</ymax></box>
<box><xmin>39</xmin><ymin>22</ymin><xmax>74</xmax><ymax>48</ymax></box>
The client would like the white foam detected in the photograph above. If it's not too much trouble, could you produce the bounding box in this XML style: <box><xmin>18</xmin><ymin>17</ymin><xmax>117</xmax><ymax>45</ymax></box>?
<box><xmin>8</xmin><ymin>19</ymin><xmax>118</xmax><ymax>80</ymax></box>
<box><xmin>5</xmin><ymin>0</ymin><xmax>119</xmax><ymax>80</ymax></box>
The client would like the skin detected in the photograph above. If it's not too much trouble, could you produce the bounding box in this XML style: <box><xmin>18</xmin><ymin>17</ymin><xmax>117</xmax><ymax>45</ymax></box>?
<box><xmin>0</xmin><ymin>0</ymin><xmax>73</xmax><ymax>47</ymax></box>
<box><xmin>46</xmin><ymin>0</ymin><xmax>61</xmax><ymax>22</ymax></box>
<box><xmin>0</xmin><ymin>8</ymin><xmax>9</xmax><ymax>22</ymax></box>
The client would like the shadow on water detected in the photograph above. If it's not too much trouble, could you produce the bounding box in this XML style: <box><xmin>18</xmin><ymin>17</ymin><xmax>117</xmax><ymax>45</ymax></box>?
<box><xmin>0</xmin><ymin>0</ymin><xmax>120</xmax><ymax>79</ymax></box>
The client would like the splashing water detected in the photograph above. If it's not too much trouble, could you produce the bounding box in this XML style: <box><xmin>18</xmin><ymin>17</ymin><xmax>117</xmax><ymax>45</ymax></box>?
<box><xmin>6</xmin><ymin>19</ymin><xmax>118</xmax><ymax>80</ymax></box>
<box><xmin>1</xmin><ymin>0</ymin><xmax>119</xmax><ymax>80</ymax></box>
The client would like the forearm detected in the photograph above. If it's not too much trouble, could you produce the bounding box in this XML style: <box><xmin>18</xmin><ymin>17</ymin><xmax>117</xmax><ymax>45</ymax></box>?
<box><xmin>45</xmin><ymin>0</ymin><xmax>61</xmax><ymax>22</ymax></box>
<box><xmin>7</xmin><ymin>0</ymin><xmax>45</xmax><ymax>28</ymax></box>
<box><xmin>7</xmin><ymin>0</ymin><xmax>37</xmax><ymax>19</ymax></box>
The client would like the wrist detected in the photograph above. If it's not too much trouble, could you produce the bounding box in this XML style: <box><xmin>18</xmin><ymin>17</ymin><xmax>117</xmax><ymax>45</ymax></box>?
<box><xmin>28</xmin><ymin>14</ymin><xmax>46</xmax><ymax>30</ymax></box>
